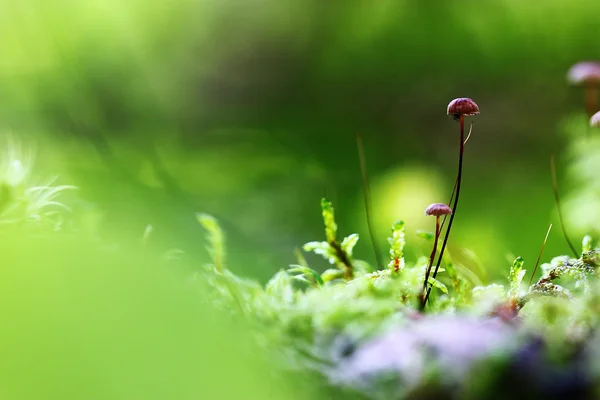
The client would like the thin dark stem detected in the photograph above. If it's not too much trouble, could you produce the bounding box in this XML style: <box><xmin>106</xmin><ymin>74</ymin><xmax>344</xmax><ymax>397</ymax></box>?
<box><xmin>424</xmin><ymin>115</ymin><xmax>465</xmax><ymax>308</ymax></box>
<box><xmin>550</xmin><ymin>153</ymin><xmax>579</xmax><ymax>258</ymax></box>
<box><xmin>528</xmin><ymin>224</ymin><xmax>553</xmax><ymax>286</ymax></box>
<box><xmin>440</xmin><ymin>176</ymin><xmax>458</xmax><ymax>233</ymax></box>
<box><xmin>439</xmin><ymin>122</ymin><xmax>471</xmax><ymax>233</ymax></box>
<box><xmin>420</xmin><ymin>216</ymin><xmax>440</xmax><ymax>310</ymax></box>
<box><xmin>357</xmin><ymin>132</ymin><xmax>384</xmax><ymax>269</ymax></box>
<box><xmin>329</xmin><ymin>240</ymin><xmax>354</xmax><ymax>280</ymax></box>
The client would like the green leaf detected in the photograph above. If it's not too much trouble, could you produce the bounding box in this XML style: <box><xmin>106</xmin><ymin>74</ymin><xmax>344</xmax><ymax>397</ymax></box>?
<box><xmin>291</xmin><ymin>275</ymin><xmax>309</xmax><ymax>284</ymax></box>
<box><xmin>387</xmin><ymin>220</ymin><xmax>406</xmax><ymax>271</ymax></box>
<box><xmin>303</xmin><ymin>241</ymin><xmax>337</xmax><ymax>265</ymax></box>
<box><xmin>321</xmin><ymin>268</ymin><xmax>344</xmax><ymax>282</ymax></box>
<box><xmin>509</xmin><ymin>256</ymin><xmax>526</xmax><ymax>297</ymax></box>
<box><xmin>287</xmin><ymin>265</ymin><xmax>324</xmax><ymax>286</ymax></box>
<box><xmin>416</xmin><ymin>230</ymin><xmax>434</xmax><ymax>241</ymax></box>
<box><xmin>341</xmin><ymin>233</ymin><xmax>360</xmax><ymax>256</ymax></box>
<box><xmin>583</xmin><ymin>235</ymin><xmax>593</xmax><ymax>253</ymax></box>
<box><xmin>320</xmin><ymin>198</ymin><xmax>337</xmax><ymax>242</ymax></box>
<box><xmin>302</xmin><ymin>241</ymin><xmax>327</xmax><ymax>252</ymax></box>
<box><xmin>197</xmin><ymin>213</ymin><xmax>226</xmax><ymax>272</ymax></box>
<box><xmin>427</xmin><ymin>276</ymin><xmax>448</xmax><ymax>294</ymax></box>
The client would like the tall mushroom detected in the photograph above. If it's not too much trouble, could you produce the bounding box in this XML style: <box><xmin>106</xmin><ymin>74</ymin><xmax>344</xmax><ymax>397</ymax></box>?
<box><xmin>567</xmin><ymin>61</ymin><xmax>600</xmax><ymax>118</ymax></box>
<box><xmin>423</xmin><ymin>98</ymin><xmax>479</xmax><ymax>308</ymax></box>
<box><xmin>421</xmin><ymin>203</ymin><xmax>452</xmax><ymax>310</ymax></box>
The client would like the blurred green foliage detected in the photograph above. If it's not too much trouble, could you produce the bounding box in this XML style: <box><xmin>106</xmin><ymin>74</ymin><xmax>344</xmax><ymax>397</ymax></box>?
<box><xmin>0</xmin><ymin>227</ymin><xmax>309</xmax><ymax>399</ymax></box>
<box><xmin>2</xmin><ymin>0</ymin><xmax>600</xmax><ymax>281</ymax></box>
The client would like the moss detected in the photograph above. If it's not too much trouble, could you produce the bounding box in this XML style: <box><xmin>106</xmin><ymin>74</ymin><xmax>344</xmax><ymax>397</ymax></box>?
<box><xmin>198</xmin><ymin>198</ymin><xmax>600</xmax><ymax>399</ymax></box>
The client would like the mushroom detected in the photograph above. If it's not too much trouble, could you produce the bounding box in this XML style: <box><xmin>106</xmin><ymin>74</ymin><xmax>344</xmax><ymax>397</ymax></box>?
<box><xmin>567</xmin><ymin>61</ymin><xmax>600</xmax><ymax>117</ymax></box>
<box><xmin>423</xmin><ymin>98</ymin><xmax>480</xmax><ymax>309</ymax></box>
<box><xmin>447</xmin><ymin>98</ymin><xmax>480</xmax><ymax>121</ymax></box>
<box><xmin>590</xmin><ymin>110</ymin><xmax>600</xmax><ymax>128</ymax></box>
<box><xmin>421</xmin><ymin>203</ymin><xmax>452</xmax><ymax>309</ymax></box>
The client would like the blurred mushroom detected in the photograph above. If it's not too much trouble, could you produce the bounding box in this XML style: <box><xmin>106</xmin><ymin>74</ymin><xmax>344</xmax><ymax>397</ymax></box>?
<box><xmin>590</xmin><ymin>110</ymin><xmax>600</xmax><ymax>128</ymax></box>
<box><xmin>567</xmin><ymin>61</ymin><xmax>600</xmax><ymax>117</ymax></box>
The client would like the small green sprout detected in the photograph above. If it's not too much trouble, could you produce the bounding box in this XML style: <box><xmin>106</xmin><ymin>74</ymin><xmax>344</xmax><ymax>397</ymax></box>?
<box><xmin>287</xmin><ymin>265</ymin><xmax>324</xmax><ymax>288</ymax></box>
<box><xmin>583</xmin><ymin>235</ymin><xmax>594</xmax><ymax>253</ymax></box>
<box><xmin>387</xmin><ymin>220</ymin><xmax>406</xmax><ymax>273</ymax></box>
<box><xmin>197</xmin><ymin>213</ymin><xmax>225</xmax><ymax>273</ymax></box>
<box><xmin>303</xmin><ymin>198</ymin><xmax>357</xmax><ymax>279</ymax></box>
<box><xmin>508</xmin><ymin>256</ymin><xmax>526</xmax><ymax>298</ymax></box>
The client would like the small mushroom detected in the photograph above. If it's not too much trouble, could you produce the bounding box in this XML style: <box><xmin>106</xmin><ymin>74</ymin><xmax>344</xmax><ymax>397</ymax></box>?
<box><xmin>421</xmin><ymin>203</ymin><xmax>452</xmax><ymax>309</ymax></box>
<box><xmin>447</xmin><ymin>98</ymin><xmax>480</xmax><ymax>121</ymax></box>
<box><xmin>425</xmin><ymin>203</ymin><xmax>453</xmax><ymax>217</ymax></box>
<box><xmin>567</xmin><ymin>61</ymin><xmax>600</xmax><ymax>117</ymax></box>
<box><xmin>590</xmin><ymin>110</ymin><xmax>600</xmax><ymax>128</ymax></box>
<box><xmin>423</xmin><ymin>98</ymin><xmax>480</xmax><ymax>309</ymax></box>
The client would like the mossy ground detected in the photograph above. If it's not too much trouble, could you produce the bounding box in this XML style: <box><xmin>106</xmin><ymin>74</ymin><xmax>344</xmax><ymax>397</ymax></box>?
<box><xmin>197</xmin><ymin>192</ymin><xmax>600</xmax><ymax>399</ymax></box>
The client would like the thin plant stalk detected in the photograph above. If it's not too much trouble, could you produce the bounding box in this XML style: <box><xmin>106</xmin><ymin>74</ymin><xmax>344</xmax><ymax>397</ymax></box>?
<box><xmin>357</xmin><ymin>133</ymin><xmax>384</xmax><ymax>269</ymax></box>
<box><xmin>421</xmin><ymin>215</ymin><xmax>441</xmax><ymax>310</ymax></box>
<box><xmin>528</xmin><ymin>224</ymin><xmax>553</xmax><ymax>286</ymax></box>
<box><xmin>439</xmin><ymin>122</ymin><xmax>472</xmax><ymax>233</ymax></box>
<box><xmin>440</xmin><ymin>176</ymin><xmax>457</xmax><ymax>233</ymax></box>
<box><xmin>424</xmin><ymin>115</ymin><xmax>466</xmax><ymax>307</ymax></box>
<box><xmin>550</xmin><ymin>154</ymin><xmax>578</xmax><ymax>258</ymax></box>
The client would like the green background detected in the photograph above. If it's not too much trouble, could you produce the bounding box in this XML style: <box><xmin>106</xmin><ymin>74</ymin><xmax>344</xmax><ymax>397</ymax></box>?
<box><xmin>2</xmin><ymin>0</ymin><xmax>600</xmax><ymax>398</ymax></box>
<box><xmin>2</xmin><ymin>0</ymin><xmax>599</xmax><ymax>278</ymax></box>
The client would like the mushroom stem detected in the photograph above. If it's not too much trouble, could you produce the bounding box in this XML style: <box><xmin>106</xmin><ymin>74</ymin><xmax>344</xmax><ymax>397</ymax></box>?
<box><xmin>439</xmin><ymin>122</ymin><xmax>472</xmax><ymax>233</ymax></box>
<box><xmin>440</xmin><ymin>176</ymin><xmax>457</xmax><ymax>233</ymax></box>
<box><xmin>420</xmin><ymin>215</ymin><xmax>441</xmax><ymax>310</ymax></box>
<box><xmin>585</xmin><ymin>84</ymin><xmax>598</xmax><ymax>118</ymax></box>
<box><xmin>424</xmin><ymin>115</ymin><xmax>465</xmax><ymax>307</ymax></box>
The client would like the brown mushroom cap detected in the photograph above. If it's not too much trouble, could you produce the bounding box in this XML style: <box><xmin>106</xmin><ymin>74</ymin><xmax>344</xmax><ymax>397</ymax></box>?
<box><xmin>425</xmin><ymin>203</ymin><xmax>452</xmax><ymax>217</ymax></box>
<box><xmin>447</xmin><ymin>98</ymin><xmax>480</xmax><ymax>118</ymax></box>
<box><xmin>590</xmin><ymin>111</ymin><xmax>600</xmax><ymax>128</ymax></box>
<box><xmin>567</xmin><ymin>61</ymin><xmax>600</xmax><ymax>86</ymax></box>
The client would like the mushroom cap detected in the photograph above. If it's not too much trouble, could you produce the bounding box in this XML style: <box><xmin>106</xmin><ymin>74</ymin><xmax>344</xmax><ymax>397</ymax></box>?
<box><xmin>567</xmin><ymin>61</ymin><xmax>600</xmax><ymax>86</ymax></box>
<box><xmin>447</xmin><ymin>98</ymin><xmax>480</xmax><ymax>118</ymax></box>
<box><xmin>590</xmin><ymin>111</ymin><xmax>600</xmax><ymax>128</ymax></box>
<box><xmin>425</xmin><ymin>203</ymin><xmax>452</xmax><ymax>217</ymax></box>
